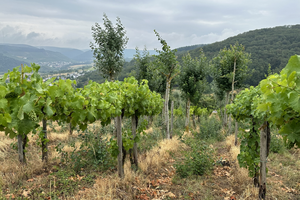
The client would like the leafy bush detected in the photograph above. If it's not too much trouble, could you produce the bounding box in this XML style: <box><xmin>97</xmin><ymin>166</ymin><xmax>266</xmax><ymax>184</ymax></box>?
<box><xmin>174</xmin><ymin>137</ymin><xmax>214</xmax><ymax>178</ymax></box>
<box><xmin>56</xmin><ymin>128</ymin><xmax>115</xmax><ymax>173</ymax></box>
<box><xmin>193</xmin><ymin>116</ymin><xmax>223</xmax><ymax>141</ymax></box>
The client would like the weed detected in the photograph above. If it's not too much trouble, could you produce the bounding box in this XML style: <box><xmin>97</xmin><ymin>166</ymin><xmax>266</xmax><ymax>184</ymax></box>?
<box><xmin>193</xmin><ymin>116</ymin><xmax>223</xmax><ymax>141</ymax></box>
<box><xmin>174</xmin><ymin>137</ymin><xmax>214</xmax><ymax>178</ymax></box>
<box><xmin>55</xmin><ymin>128</ymin><xmax>115</xmax><ymax>173</ymax></box>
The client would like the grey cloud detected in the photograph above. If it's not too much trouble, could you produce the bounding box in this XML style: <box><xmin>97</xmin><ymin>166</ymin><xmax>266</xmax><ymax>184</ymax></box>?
<box><xmin>0</xmin><ymin>0</ymin><xmax>299</xmax><ymax>49</ymax></box>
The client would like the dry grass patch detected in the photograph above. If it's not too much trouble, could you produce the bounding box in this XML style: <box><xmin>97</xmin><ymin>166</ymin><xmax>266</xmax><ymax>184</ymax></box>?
<box><xmin>139</xmin><ymin>136</ymin><xmax>184</xmax><ymax>173</ymax></box>
<box><xmin>49</xmin><ymin>131</ymin><xmax>71</xmax><ymax>142</ymax></box>
<box><xmin>143</xmin><ymin>127</ymin><xmax>153</xmax><ymax>135</ymax></box>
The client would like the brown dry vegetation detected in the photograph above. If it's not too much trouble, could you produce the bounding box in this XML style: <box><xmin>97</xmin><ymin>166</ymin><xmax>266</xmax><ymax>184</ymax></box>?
<box><xmin>0</xmin><ymin>121</ymin><xmax>299</xmax><ymax>200</ymax></box>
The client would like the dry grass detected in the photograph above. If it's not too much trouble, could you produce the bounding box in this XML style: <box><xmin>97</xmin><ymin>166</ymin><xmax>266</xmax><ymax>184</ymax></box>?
<box><xmin>74</xmin><ymin>136</ymin><xmax>183</xmax><ymax>200</ymax></box>
<box><xmin>1</xmin><ymin>121</ymin><xmax>300</xmax><ymax>200</ymax></box>
<box><xmin>139</xmin><ymin>136</ymin><xmax>184</xmax><ymax>173</ymax></box>
<box><xmin>143</xmin><ymin>127</ymin><xmax>153</xmax><ymax>135</ymax></box>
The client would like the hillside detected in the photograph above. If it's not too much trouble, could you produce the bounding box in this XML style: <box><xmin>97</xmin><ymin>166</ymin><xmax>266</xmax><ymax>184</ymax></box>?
<box><xmin>38</xmin><ymin>46</ymin><xmax>84</xmax><ymax>59</ymax></box>
<box><xmin>184</xmin><ymin>24</ymin><xmax>300</xmax><ymax>86</ymax></box>
<box><xmin>0</xmin><ymin>44</ymin><xmax>72</xmax><ymax>63</ymax></box>
<box><xmin>0</xmin><ymin>53</ymin><xmax>30</xmax><ymax>73</ymax></box>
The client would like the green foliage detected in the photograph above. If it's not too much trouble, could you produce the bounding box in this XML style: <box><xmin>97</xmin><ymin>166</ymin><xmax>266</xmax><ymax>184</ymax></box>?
<box><xmin>237</xmin><ymin>126</ymin><xmax>260</xmax><ymax>177</ymax></box>
<box><xmin>55</xmin><ymin>128</ymin><xmax>114</xmax><ymax>173</ymax></box>
<box><xmin>226</xmin><ymin>86</ymin><xmax>263</xmax><ymax>177</ymax></box>
<box><xmin>258</xmin><ymin>55</ymin><xmax>300</xmax><ymax>147</ymax></box>
<box><xmin>178</xmin><ymin>51</ymin><xmax>207</xmax><ymax>105</ymax></box>
<box><xmin>270</xmin><ymin>133</ymin><xmax>285</xmax><ymax>153</ymax></box>
<box><xmin>211</xmin><ymin>42</ymin><xmax>251</xmax><ymax>94</ymax></box>
<box><xmin>174</xmin><ymin>137</ymin><xmax>214</xmax><ymax>178</ymax></box>
<box><xmin>193</xmin><ymin>116</ymin><xmax>222</xmax><ymax>141</ymax></box>
<box><xmin>48</xmin><ymin>168</ymin><xmax>95</xmax><ymax>198</ymax></box>
<box><xmin>184</xmin><ymin>25</ymin><xmax>300</xmax><ymax>86</ymax></box>
<box><xmin>90</xmin><ymin>14</ymin><xmax>128</xmax><ymax>80</ymax></box>
<box><xmin>154</xmin><ymin>30</ymin><xmax>180</xmax><ymax>79</ymax></box>
<box><xmin>174</xmin><ymin>106</ymin><xmax>184</xmax><ymax>117</ymax></box>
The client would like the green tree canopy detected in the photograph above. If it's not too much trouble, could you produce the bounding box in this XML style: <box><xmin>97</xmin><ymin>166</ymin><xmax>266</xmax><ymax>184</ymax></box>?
<box><xmin>90</xmin><ymin>14</ymin><xmax>128</xmax><ymax>81</ymax></box>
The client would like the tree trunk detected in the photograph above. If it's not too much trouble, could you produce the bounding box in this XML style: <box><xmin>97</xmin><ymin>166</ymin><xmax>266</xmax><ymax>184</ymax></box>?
<box><xmin>18</xmin><ymin>134</ymin><xmax>25</xmax><ymax>164</ymax></box>
<box><xmin>162</xmin><ymin>94</ymin><xmax>165</xmax><ymax>122</ymax></box>
<box><xmin>185</xmin><ymin>98</ymin><xmax>190</xmax><ymax>132</ymax></box>
<box><xmin>170</xmin><ymin>101</ymin><xmax>174</xmax><ymax>139</ymax></box>
<box><xmin>223</xmin><ymin>92</ymin><xmax>230</xmax><ymax>127</ymax></box>
<box><xmin>251</xmin><ymin>116</ymin><xmax>260</xmax><ymax>188</ymax></box>
<box><xmin>131</xmin><ymin>114</ymin><xmax>138</xmax><ymax>171</ymax></box>
<box><xmin>69</xmin><ymin>123</ymin><xmax>73</xmax><ymax>135</ymax></box>
<box><xmin>234</xmin><ymin>121</ymin><xmax>238</xmax><ymax>146</ymax></box>
<box><xmin>259</xmin><ymin>121</ymin><xmax>268</xmax><ymax>200</ymax></box>
<box><xmin>192</xmin><ymin>114</ymin><xmax>196</xmax><ymax>128</ymax></box>
<box><xmin>116</xmin><ymin>115</ymin><xmax>124</xmax><ymax>178</ymax></box>
<box><xmin>165</xmin><ymin>79</ymin><xmax>170</xmax><ymax>139</ymax></box>
<box><xmin>228</xmin><ymin>59</ymin><xmax>237</xmax><ymax>134</ymax></box>
<box><xmin>42</xmin><ymin>119</ymin><xmax>48</xmax><ymax>162</ymax></box>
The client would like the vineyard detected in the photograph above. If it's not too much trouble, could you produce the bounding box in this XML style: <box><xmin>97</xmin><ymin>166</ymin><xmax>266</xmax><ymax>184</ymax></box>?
<box><xmin>0</xmin><ymin>17</ymin><xmax>300</xmax><ymax>199</ymax></box>
<box><xmin>0</xmin><ymin>56</ymin><xmax>298</xmax><ymax>199</ymax></box>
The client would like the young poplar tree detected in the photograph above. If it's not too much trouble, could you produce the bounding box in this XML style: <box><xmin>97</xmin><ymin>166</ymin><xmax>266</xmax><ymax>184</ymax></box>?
<box><xmin>90</xmin><ymin>14</ymin><xmax>128</xmax><ymax>178</ymax></box>
<box><xmin>212</xmin><ymin>42</ymin><xmax>251</xmax><ymax>131</ymax></box>
<box><xmin>90</xmin><ymin>13</ymin><xmax>128</xmax><ymax>81</ymax></box>
<box><xmin>179</xmin><ymin>52</ymin><xmax>207</xmax><ymax>132</ymax></box>
<box><xmin>154</xmin><ymin>30</ymin><xmax>180</xmax><ymax>139</ymax></box>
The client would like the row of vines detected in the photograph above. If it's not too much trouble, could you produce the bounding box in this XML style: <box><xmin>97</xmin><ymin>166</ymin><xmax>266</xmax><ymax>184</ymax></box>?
<box><xmin>0</xmin><ymin>64</ymin><xmax>164</xmax><ymax>178</ymax></box>
<box><xmin>227</xmin><ymin>55</ymin><xmax>300</xmax><ymax>199</ymax></box>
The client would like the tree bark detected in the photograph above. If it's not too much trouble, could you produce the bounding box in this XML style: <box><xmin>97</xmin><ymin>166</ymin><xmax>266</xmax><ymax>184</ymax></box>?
<box><xmin>131</xmin><ymin>114</ymin><xmax>138</xmax><ymax>170</ymax></box>
<box><xmin>223</xmin><ymin>92</ymin><xmax>230</xmax><ymax>127</ymax></box>
<box><xmin>228</xmin><ymin>59</ymin><xmax>237</xmax><ymax>133</ymax></box>
<box><xmin>192</xmin><ymin>114</ymin><xmax>196</xmax><ymax>128</ymax></box>
<box><xmin>234</xmin><ymin>120</ymin><xmax>238</xmax><ymax>146</ymax></box>
<box><xmin>69</xmin><ymin>123</ymin><xmax>73</xmax><ymax>135</ymax></box>
<box><xmin>185</xmin><ymin>98</ymin><xmax>190</xmax><ymax>132</ymax></box>
<box><xmin>170</xmin><ymin>101</ymin><xmax>174</xmax><ymax>139</ymax></box>
<box><xmin>42</xmin><ymin>119</ymin><xmax>48</xmax><ymax>162</ymax></box>
<box><xmin>116</xmin><ymin>115</ymin><xmax>124</xmax><ymax>178</ymax></box>
<box><xmin>165</xmin><ymin>79</ymin><xmax>170</xmax><ymax>139</ymax></box>
<box><xmin>259</xmin><ymin>121</ymin><xmax>268</xmax><ymax>200</ymax></box>
<box><xmin>162</xmin><ymin>94</ymin><xmax>165</xmax><ymax>122</ymax></box>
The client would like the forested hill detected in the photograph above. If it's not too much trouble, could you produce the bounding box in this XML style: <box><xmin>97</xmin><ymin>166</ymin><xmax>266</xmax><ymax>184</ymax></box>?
<box><xmin>183</xmin><ymin>24</ymin><xmax>300</xmax><ymax>86</ymax></box>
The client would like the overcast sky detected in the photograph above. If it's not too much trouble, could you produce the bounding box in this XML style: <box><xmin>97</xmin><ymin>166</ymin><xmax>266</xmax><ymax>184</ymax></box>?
<box><xmin>0</xmin><ymin>0</ymin><xmax>299</xmax><ymax>50</ymax></box>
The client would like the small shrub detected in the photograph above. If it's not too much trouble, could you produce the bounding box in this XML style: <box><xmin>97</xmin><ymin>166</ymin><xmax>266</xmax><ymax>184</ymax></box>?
<box><xmin>193</xmin><ymin>116</ymin><xmax>222</xmax><ymax>141</ymax></box>
<box><xmin>56</xmin><ymin>128</ymin><xmax>115</xmax><ymax>173</ymax></box>
<box><xmin>174</xmin><ymin>137</ymin><xmax>214</xmax><ymax>178</ymax></box>
<box><xmin>138</xmin><ymin>128</ymin><xmax>162</xmax><ymax>152</ymax></box>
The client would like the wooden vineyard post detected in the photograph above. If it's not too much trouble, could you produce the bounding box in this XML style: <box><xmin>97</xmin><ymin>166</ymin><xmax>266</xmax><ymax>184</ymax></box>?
<box><xmin>42</xmin><ymin>118</ymin><xmax>48</xmax><ymax>163</ymax></box>
<box><xmin>259</xmin><ymin>121</ymin><xmax>268</xmax><ymax>199</ymax></box>
<box><xmin>131</xmin><ymin>114</ymin><xmax>138</xmax><ymax>170</ymax></box>
<box><xmin>116</xmin><ymin>115</ymin><xmax>124</xmax><ymax>178</ymax></box>
<box><xmin>170</xmin><ymin>101</ymin><xmax>174</xmax><ymax>139</ymax></box>
<box><xmin>18</xmin><ymin>135</ymin><xmax>24</xmax><ymax>164</ymax></box>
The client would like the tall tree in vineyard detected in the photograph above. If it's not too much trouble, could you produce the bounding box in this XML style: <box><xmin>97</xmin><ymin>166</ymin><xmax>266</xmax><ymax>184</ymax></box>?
<box><xmin>154</xmin><ymin>30</ymin><xmax>180</xmax><ymax>139</ymax></box>
<box><xmin>90</xmin><ymin>14</ymin><xmax>128</xmax><ymax>177</ymax></box>
<box><xmin>178</xmin><ymin>51</ymin><xmax>207</xmax><ymax>132</ymax></box>
<box><xmin>212</xmin><ymin>42</ymin><xmax>251</xmax><ymax>130</ymax></box>
<box><xmin>90</xmin><ymin>13</ymin><xmax>128</xmax><ymax>81</ymax></box>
